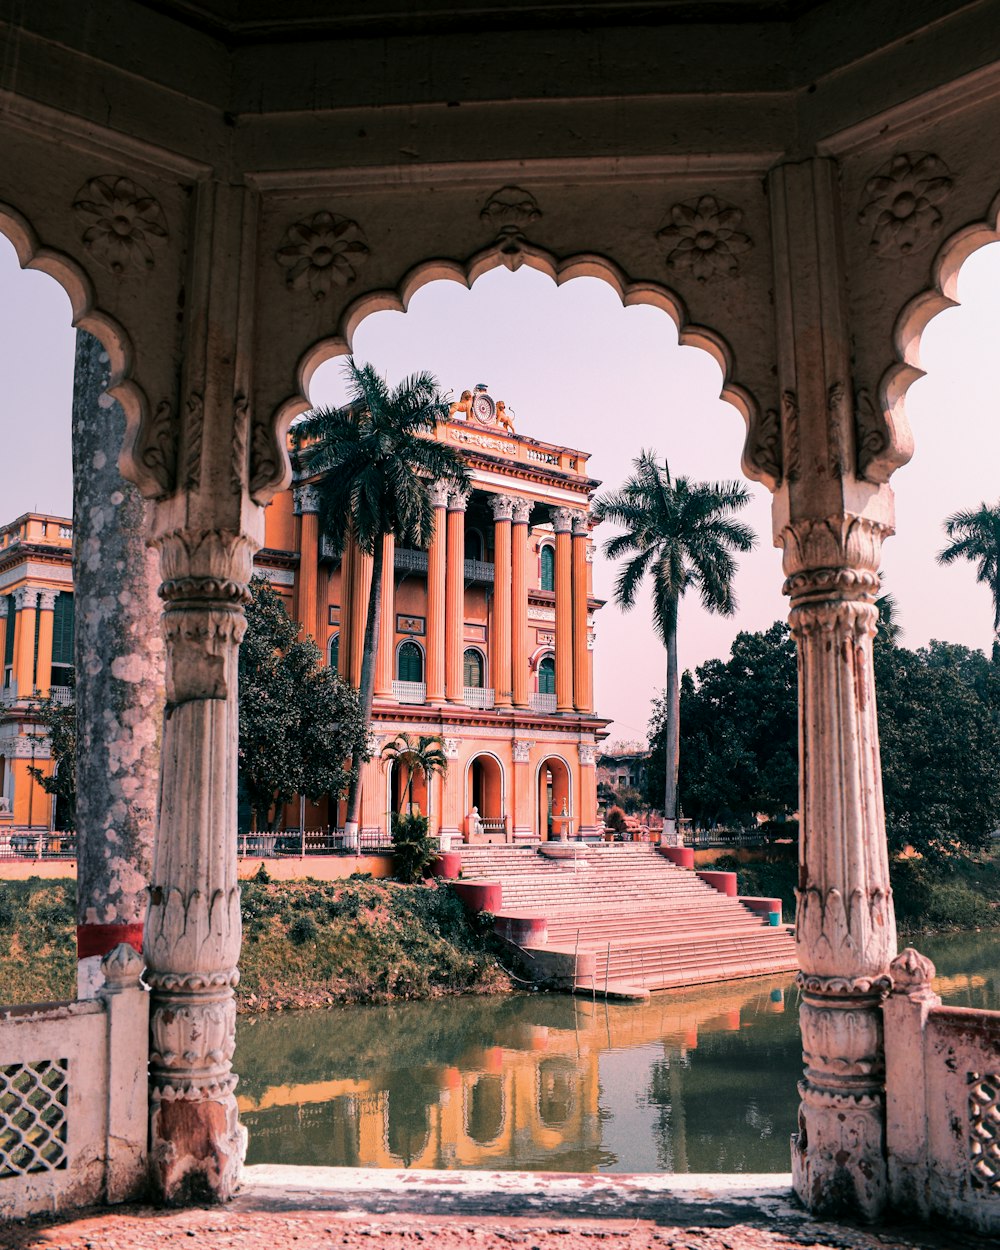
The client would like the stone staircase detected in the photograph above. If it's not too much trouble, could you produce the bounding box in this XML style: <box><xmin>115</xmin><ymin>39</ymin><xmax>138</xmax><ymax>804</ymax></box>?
<box><xmin>457</xmin><ymin>844</ymin><xmax>798</xmax><ymax>998</ymax></box>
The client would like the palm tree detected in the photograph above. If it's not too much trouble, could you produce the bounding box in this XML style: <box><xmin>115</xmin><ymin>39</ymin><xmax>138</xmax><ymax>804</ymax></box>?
<box><xmin>294</xmin><ymin>359</ymin><xmax>469</xmax><ymax>848</ymax></box>
<box><xmin>593</xmin><ymin>451</ymin><xmax>755</xmax><ymax>841</ymax></box>
<box><xmin>381</xmin><ymin>732</ymin><xmax>449</xmax><ymax>818</ymax></box>
<box><xmin>874</xmin><ymin>571</ymin><xmax>902</xmax><ymax>646</ymax></box>
<box><xmin>937</xmin><ymin>502</ymin><xmax>1000</xmax><ymax>637</ymax></box>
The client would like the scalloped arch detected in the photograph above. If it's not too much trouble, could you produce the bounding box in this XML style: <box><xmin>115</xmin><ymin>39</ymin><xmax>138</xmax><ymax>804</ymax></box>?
<box><xmin>881</xmin><ymin>189</ymin><xmax>1000</xmax><ymax>480</ymax></box>
<box><xmin>261</xmin><ymin>242</ymin><xmax>768</xmax><ymax>504</ymax></box>
<box><xmin>0</xmin><ymin>201</ymin><xmax>154</xmax><ymax>497</ymax></box>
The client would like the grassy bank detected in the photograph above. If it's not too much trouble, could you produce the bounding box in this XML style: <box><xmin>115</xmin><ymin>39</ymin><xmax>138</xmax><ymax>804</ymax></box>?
<box><xmin>0</xmin><ymin>874</ymin><xmax>511</xmax><ymax>1011</ymax></box>
<box><xmin>712</xmin><ymin>848</ymin><xmax>1000</xmax><ymax>935</ymax></box>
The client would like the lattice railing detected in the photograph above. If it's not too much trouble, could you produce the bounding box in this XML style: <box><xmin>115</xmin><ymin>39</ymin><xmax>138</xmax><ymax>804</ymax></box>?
<box><xmin>0</xmin><ymin>1059</ymin><xmax>68</xmax><ymax>1178</ymax></box>
<box><xmin>969</xmin><ymin>1071</ymin><xmax>1000</xmax><ymax>1193</ymax></box>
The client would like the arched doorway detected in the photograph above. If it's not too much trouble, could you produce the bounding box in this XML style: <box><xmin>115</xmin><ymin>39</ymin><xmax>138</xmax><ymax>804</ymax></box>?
<box><xmin>466</xmin><ymin>752</ymin><xmax>505</xmax><ymax>841</ymax></box>
<box><xmin>537</xmin><ymin>755</ymin><xmax>572</xmax><ymax>841</ymax></box>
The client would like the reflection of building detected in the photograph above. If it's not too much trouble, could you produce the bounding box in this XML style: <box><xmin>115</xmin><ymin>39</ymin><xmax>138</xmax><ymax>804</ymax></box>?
<box><xmin>0</xmin><ymin>514</ymin><xmax>75</xmax><ymax>830</ymax></box>
<box><xmin>257</xmin><ymin>388</ymin><xmax>609</xmax><ymax>842</ymax></box>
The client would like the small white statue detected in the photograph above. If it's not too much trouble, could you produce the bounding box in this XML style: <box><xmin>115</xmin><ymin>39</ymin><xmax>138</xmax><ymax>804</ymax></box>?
<box><xmin>467</xmin><ymin>806</ymin><xmax>483</xmax><ymax>838</ymax></box>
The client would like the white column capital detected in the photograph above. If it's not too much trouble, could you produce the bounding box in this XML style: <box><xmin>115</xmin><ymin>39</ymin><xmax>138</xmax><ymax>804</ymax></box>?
<box><xmin>551</xmin><ymin>507</ymin><xmax>574</xmax><ymax>534</ymax></box>
<box><xmin>572</xmin><ymin>511</ymin><xmax>592</xmax><ymax>537</ymax></box>
<box><xmin>511</xmin><ymin>497</ymin><xmax>532</xmax><ymax>525</ymax></box>
<box><xmin>428</xmin><ymin>479</ymin><xmax>451</xmax><ymax>509</ymax></box>
<box><xmin>293</xmin><ymin>484</ymin><xmax>322</xmax><ymax>515</ymax></box>
<box><xmin>448</xmin><ymin>485</ymin><xmax>471</xmax><ymax>512</ymax></box>
<box><xmin>13</xmin><ymin>586</ymin><xmax>40</xmax><ymax>610</ymax></box>
<box><xmin>513</xmin><ymin>740</ymin><xmax>533</xmax><ymax>763</ymax></box>
<box><xmin>37</xmin><ymin>589</ymin><xmax>59</xmax><ymax>612</ymax></box>
<box><xmin>489</xmin><ymin>493</ymin><xmax>515</xmax><ymax>522</ymax></box>
<box><xmin>0</xmin><ymin>598</ymin><xmax>7</xmax><ymax>619</ymax></box>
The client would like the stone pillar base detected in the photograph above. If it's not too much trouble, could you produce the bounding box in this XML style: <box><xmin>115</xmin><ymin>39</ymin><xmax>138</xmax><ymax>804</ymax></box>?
<box><xmin>150</xmin><ymin>1094</ymin><xmax>246</xmax><ymax>1205</ymax></box>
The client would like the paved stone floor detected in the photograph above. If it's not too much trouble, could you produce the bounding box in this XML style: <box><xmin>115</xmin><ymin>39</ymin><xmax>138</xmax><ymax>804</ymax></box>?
<box><xmin>2</xmin><ymin>1170</ymin><xmax>987</xmax><ymax>1250</ymax></box>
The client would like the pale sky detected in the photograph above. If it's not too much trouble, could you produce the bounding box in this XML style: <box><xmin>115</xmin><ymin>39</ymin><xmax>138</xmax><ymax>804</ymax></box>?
<box><xmin>2</xmin><ymin>236</ymin><xmax>999</xmax><ymax>744</ymax></box>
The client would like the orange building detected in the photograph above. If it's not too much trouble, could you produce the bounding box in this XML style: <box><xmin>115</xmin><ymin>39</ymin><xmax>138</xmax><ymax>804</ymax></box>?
<box><xmin>257</xmin><ymin>386</ymin><xmax>609</xmax><ymax>845</ymax></box>
<box><xmin>0</xmin><ymin>513</ymin><xmax>75</xmax><ymax>832</ymax></box>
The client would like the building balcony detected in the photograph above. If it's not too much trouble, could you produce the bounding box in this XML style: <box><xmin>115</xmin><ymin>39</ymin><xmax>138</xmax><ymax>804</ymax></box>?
<box><xmin>464</xmin><ymin>558</ymin><xmax>494</xmax><ymax>583</ymax></box>
<box><xmin>464</xmin><ymin>686</ymin><xmax>495</xmax><ymax>710</ymax></box>
<box><xmin>49</xmin><ymin>686</ymin><xmax>73</xmax><ymax>705</ymax></box>
<box><xmin>395</xmin><ymin>548</ymin><xmax>428</xmax><ymax>573</ymax></box>
<box><xmin>392</xmin><ymin>680</ymin><xmax>427</xmax><ymax>704</ymax></box>
<box><xmin>529</xmin><ymin>692</ymin><xmax>557</xmax><ymax>714</ymax></box>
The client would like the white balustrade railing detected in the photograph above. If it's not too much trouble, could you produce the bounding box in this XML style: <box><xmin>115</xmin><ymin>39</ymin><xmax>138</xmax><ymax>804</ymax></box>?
<box><xmin>529</xmin><ymin>692</ymin><xmax>557</xmax><ymax>713</ymax></box>
<box><xmin>463</xmin><ymin>686</ymin><xmax>495</xmax><ymax>709</ymax></box>
<box><xmin>49</xmin><ymin>686</ymin><xmax>73</xmax><ymax>705</ymax></box>
<box><xmin>392</xmin><ymin>680</ymin><xmax>427</xmax><ymax>704</ymax></box>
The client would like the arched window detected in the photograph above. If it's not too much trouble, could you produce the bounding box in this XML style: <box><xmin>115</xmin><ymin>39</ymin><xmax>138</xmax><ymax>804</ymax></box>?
<box><xmin>540</xmin><ymin>544</ymin><xmax>554</xmax><ymax>591</ymax></box>
<box><xmin>466</xmin><ymin>528</ymin><xmax>484</xmax><ymax>562</ymax></box>
<box><xmin>463</xmin><ymin>648</ymin><xmax>484</xmax><ymax>688</ymax></box>
<box><xmin>538</xmin><ymin>654</ymin><xmax>555</xmax><ymax>695</ymax></box>
<box><xmin>328</xmin><ymin>633</ymin><xmax>339</xmax><ymax>671</ymax></box>
<box><xmin>397</xmin><ymin>640</ymin><xmax>424</xmax><ymax>683</ymax></box>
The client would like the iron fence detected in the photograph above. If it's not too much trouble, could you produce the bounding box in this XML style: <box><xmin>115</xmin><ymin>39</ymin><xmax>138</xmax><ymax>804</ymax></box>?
<box><xmin>236</xmin><ymin>827</ymin><xmax>393</xmax><ymax>857</ymax></box>
<box><xmin>0</xmin><ymin>830</ymin><xmax>77</xmax><ymax>860</ymax></box>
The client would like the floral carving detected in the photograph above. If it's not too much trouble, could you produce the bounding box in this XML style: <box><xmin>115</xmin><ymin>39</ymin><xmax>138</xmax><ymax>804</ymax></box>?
<box><xmin>657</xmin><ymin>195</ymin><xmax>752</xmax><ymax>281</ymax></box>
<box><xmin>140</xmin><ymin>400</ymin><xmax>179</xmax><ymax>497</ymax></box>
<box><xmin>859</xmin><ymin>153</ymin><xmax>953</xmax><ymax>257</ymax></box>
<box><xmin>745</xmin><ymin>404</ymin><xmax>782</xmax><ymax>486</ymax></box>
<box><xmin>72</xmin><ymin>176</ymin><xmax>168</xmax><ymax>274</ymax></box>
<box><xmin>276</xmin><ymin>211</ymin><xmax>370</xmax><ymax>299</ymax></box>
<box><xmin>480</xmin><ymin>186</ymin><xmax>542</xmax><ymax>235</ymax></box>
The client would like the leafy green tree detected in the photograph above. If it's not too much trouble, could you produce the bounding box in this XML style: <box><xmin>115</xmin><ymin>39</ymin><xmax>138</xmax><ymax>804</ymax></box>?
<box><xmin>27</xmin><ymin>687</ymin><xmax>77</xmax><ymax>830</ymax></box>
<box><xmin>593</xmin><ymin>451</ymin><xmax>755</xmax><ymax>837</ymax></box>
<box><xmin>875</xmin><ymin>571</ymin><xmax>902</xmax><ymax>645</ymax></box>
<box><xmin>381</xmin><ymin>732</ymin><xmax>449</xmax><ymax>816</ymax></box>
<box><xmin>937</xmin><ymin>501</ymin><xmax>1000</xmax><ymax>636</ymax></box>
<box><xmin>294</xmin><ymin>360</ymin><xmax>469</xmax><ymax>847</ymax></box>
<box><xmin>874</xmin><ymin>638</ymin><xmax>1000</xmax><ymax>862</ymax></box>
<box><xmin>648</xmin><ymin>622</ymin><xmax>798</xmax><ymax>828</ymax></box>
<box><xmin>238</xmin><ymin>576</ymin><xmax>366</xmax><ymax>831</ymax></box>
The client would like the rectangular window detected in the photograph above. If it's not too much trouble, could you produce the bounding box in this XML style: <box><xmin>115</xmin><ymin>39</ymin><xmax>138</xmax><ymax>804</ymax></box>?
<box><xmin>51</xmin><ymin>594</ymin><xmax>74</xmax><ymax>668</ymax></box>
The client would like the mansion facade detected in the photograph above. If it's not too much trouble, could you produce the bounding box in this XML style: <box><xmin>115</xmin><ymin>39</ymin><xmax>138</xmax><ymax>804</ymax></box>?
<box><xmin>259</xmin><ymin>387</ymin><xmax>608</xmax><ymax>844</ymax></box>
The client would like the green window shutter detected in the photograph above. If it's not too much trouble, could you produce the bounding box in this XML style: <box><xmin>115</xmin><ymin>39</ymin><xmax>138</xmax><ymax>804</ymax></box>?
<box><xmin>398</xmin><ymin>641</ymin><xmax>423</xmax><ymax>683</ymax></box>
<box><xmin>2</xmin><ymin>596</ymin><xmax>13</xmax><ymax>669</ymax></box>
<box><xmin>463</xmin><ymin>648</ymin><xmax>483</xmax><ymax>688</ymax></box>
<box><xmin>540</xmin><ymin>545</ymin><xmax>554</xmax><ymax>592</ymax></box>
<box><xmin>52</xmin><ymin>594</ymin><xmax>74</xmax><ymax>666</ymax></box>
<box><xmin>539</xmin><ymin>655</ymin><xmax>555</xmax><ymax>694</ymax></box>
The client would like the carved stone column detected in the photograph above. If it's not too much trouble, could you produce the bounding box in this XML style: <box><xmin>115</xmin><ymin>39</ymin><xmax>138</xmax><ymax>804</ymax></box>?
<box><xmin>425</xmin><ymin>481</ymin><xmax>450</xmax><ymax>704</ymax></box>
<box><xmin>510</xmin><ymin>498</ymin><xmax>531</xmax><ymax>709</ymax></box>
<box><xmin>767</xmin><ymin>159</ymin><xmax>901</xmax><ymax>1221</ymax></box>
<box><xmin>511</xmin><ymin>739</ymin><xmax>533</xmax><ymax>840</ymax></box>
<box><xmin>489</xmin><ymin>494</ymin><xmax>514</xmax><ymax>707</ymax></box>
<box><xmin>72</xmin><ymin>327</ymin><xmax>167</xmax><ymax>997</ymax></box>
<box><xmin>571</xmin><ymin>513</ymin><xmax>592</xmax><ymax>714</ymax></box>
<box><xmin>293</xmin><ymin>484</ymin><xmax>320</xmax><ymax>641</ymax></box>
<box><xmin>552</xmin><ymin>508</ymin><xmax>574</xmax><ymax>714</ymax></box>
<box><xmin>445</xmin><ymin>488</ymin><xmax>469</xmax><ymax>703</ymax></box>
<box><xmin>144</xmin><ymin>526</ymin><xmax>256</xmax><ymax>1203</ymax></box>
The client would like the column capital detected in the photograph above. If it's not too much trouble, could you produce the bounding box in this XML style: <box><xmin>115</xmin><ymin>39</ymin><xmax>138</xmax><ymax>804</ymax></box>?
<box><xmin>511</xmin><ymin>497</ymin><xmax>532</xmax><ymax>525</ymax></box>
<box><xmin>781</xmin><ymin>515</ymin><xmax>887</xmax><ymax>609</ymax></box>
<box><xmin>293</xmin><ymin>484</ymin><xmax>322</xmax><ymax>515</ymax></box>
<box><xmin>551</xmin><ymin>507</ymin><xmax>574</xmax><ymax>534</ymax></box>
<box><xmin>571</xmin><ymin>511</ymin><xmax>592</xmax><ymax>537</ymax></box>
<box><xmin>0</xmin><ymin>597</ymin><xmax>7</xmax><ymax>619</ymax></box>
<box><xmin>37</xmin><ymin>589</ymin><xmax>59</xmax><ymax>612</ymax></box>
<box><xmin>579</xmin><ymin>744</ymin><xmax>596</xmax><ymax>765</ymax></box>
<box><xmin>513</xmin><ymin>740</ymin><xmax>533</xmax><ymax>763</ymax></box>
<box><xmin>13</xmin><ymin>586</ymin><xmax>40</xmax><ymax>610</ymax></box>
<box><xmin>489</xmin><ymin>493</ymin><xmax>515</xmax><ymax>522</ymax></box>
<box><xmin>428</xmin><ymin>479</ymin><xmax>451</xmax><ymax>509</ymax></box>
<box><xmin>448</xmin><ymin>485</ymin><xmax>471</xmax><ymax>512</ymax></box>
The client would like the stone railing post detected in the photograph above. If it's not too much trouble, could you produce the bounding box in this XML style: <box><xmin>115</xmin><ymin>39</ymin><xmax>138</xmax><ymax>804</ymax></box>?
<box><xmin>785</xmin><ymin>515</ymin><xmax>897</xmax><ymax>1217</ymax></box>
<box><xmin>143</xmin><ymin>525</ymin><xmax>256</xmax><ymax>1203</ymax></box>
<box><xmin>98</xmin><ymin>942</ymin><xmax>149</xmax><ymax>1203</ymax></box>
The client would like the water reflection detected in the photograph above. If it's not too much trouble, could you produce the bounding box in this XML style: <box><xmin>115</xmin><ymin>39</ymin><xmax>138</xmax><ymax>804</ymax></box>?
<box><xmin>233</xmin><ymin>932</ymin><xmax>999</xmax><ymax>1174</ymax></box>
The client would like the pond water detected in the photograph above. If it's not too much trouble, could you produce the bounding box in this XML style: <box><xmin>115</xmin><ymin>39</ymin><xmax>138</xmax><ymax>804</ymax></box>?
<box><xmin>234</xmin><ymin>931</ymin><xmax>1000</xmax><ymax>1174</ymax></box>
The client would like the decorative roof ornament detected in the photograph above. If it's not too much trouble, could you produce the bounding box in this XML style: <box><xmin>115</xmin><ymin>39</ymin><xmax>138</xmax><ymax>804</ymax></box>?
<box><xmin>448</xmin><ymin>383</ymin><xmax>516</xmax><ymax>433</ymax></box>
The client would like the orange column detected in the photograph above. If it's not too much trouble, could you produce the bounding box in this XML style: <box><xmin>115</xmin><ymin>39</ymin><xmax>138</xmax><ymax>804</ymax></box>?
<box><xmin>315</xmin><ymin>563</ymin><xmax>330</xmax><ymax>660</ymax></box>
<box><xmin>511</xmin><ymin>739</ymin><xmax>533</xmax><ymax>841</ymax></box>
<box><xmin>445</xmin><ymin>488</ymin><xmax>469</xmax><ymax>703</ymax></box>
<box><xmin>350</xmin><ymin>546</ymin><xmax>374</xmax><ymax>687</ymax></box>
<box><xmin>578</xmin><ymin>744</ymin><xmax>599</xmax><ymax>836</ymax></box>
<box><xmin>572</xmin><ymin>513</ymin><xmax>592</xmax><ymax>713</ymax></box>
<box><xmin>489</xmin><ymin>494</ymin><xmax>513</xmax><ymax>707</ymax></box>
<box><xmin>13</xmin><ymin>587</ymin><xmax>39</xmax><ymax>697</ymax></box>
<box><xmin>338</xmin><ymin>540</ymin><xmax>354</xmax><ymax>680</ymax></box>
<box><xmin>374</xmin><ymin>534</ymin><xmax>395</xmax><ymax>699</ymax></box>
<box><xmin>510</xmin><ymin>498</ymin><xmax>531</xmax><ymax>709</ymax></box>
<box><xmin>0</xmin><ymin>599</ymin><xmax>8</xmax><ymax>685</ymax></box>
<box><xmin>34</xmin><ymin>590</ymin><xmax>57</xmax><ymax>698</ymax></box>
<box><xmin>294</xmin><ymin>485</ymin><xmax>320</xmax><ymax>641</ymax></box>
<box><xmin>425</xmin><ymin>481</ymin><xmax>449</xmax><ymax>704</ymax></box>
<box><xmin>552</xmin><ymin>509</ymin><xmax>574</xmax><ymax>713</ymax></box>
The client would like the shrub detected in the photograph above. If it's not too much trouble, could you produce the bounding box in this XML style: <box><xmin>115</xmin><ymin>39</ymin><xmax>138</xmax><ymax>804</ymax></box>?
<box><xmin>391</xmin><ymin>813</ymin><xmax>439</xmax><ymax>884</ymax></box>
<box><xmin>604</xmin><ymin>805</ymin><xmax>627</xmax><ymax>833</ymax></box>
<box><xmin>288</xmin><ymin>913</ymin><xmax>318</xmax><ymax>945</ymax></box>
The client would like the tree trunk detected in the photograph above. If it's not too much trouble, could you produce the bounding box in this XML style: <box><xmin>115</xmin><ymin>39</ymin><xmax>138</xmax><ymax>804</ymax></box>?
<box><xmin>662</xmin><ymin>615</ymin><xmax>680</xmax><ymax>845</ymax></box>
<box><xmin>343</xmin><ymin>535</ymin><xmax>384</xmax><ymax>849</ymax></box>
